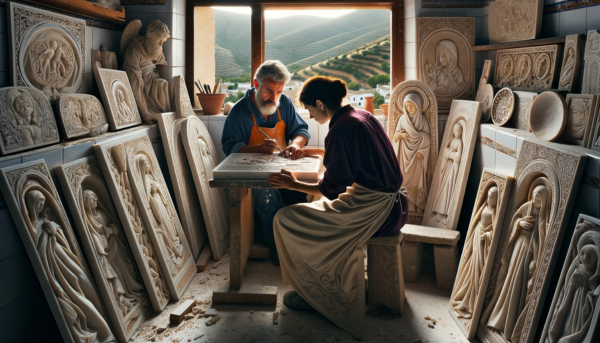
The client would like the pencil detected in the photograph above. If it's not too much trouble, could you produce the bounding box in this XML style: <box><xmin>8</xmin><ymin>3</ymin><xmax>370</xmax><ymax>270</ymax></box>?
<box><xmin>256</xmin><ymin>127</ymin><xmax>283</xmax><ymax>153</ymax></box>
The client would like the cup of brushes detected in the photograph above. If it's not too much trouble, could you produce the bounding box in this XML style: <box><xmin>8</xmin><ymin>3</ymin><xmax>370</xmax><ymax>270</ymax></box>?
<box><xmin>196</xmin><ymin>78</ymin><xmax>226</xmax><ymax>115</ymax></box>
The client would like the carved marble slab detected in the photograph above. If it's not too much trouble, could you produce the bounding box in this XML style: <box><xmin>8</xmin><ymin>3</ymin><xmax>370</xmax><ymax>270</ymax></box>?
<box><xmin>477</xmin><ymin>140</ymin><xmax>586</xmax><ymax>343</ymax></box>
<box><xmin>562</xmin><ymin>94</ymin><xmax>597</xmax><ymax>147</ymax></box>
<box><xmin>423</xmin><ymin>100</ymin><xmax>482</xmax><ymax>231</ymax></box>
<box><xmin>214</xmin><ymin>153</ymin><xmax>323</xmax><ymax>181</ymax></box>
<box><xmin>388</xmin><ymin>80</ymin><xmax>439</xmax><ymax>225</ymax></box>
<box><xmin>582</xmin><ymin>30</ymin><xmax>600</xmax><ymax>95</ymax></box>
<box><xmin>511</xmin><ymin>91</ymin><xmax>538</xmax><ymax>132</ymax></box>
<box><xmin>170</xmin><ymin>76</ymin><xmax>195</xmax><ymax>119</ymax></box>
<box><xmin>416</xmin><ymin>17</ymin><xmax>475</xmax><ymax>109</ymax></box>
<box><xmin>491</xmin><ymin>88</ymin><xmax>514</xmax><ymax>127</ymax></box>
<box><xmin>0</xmin><ymin>160</ymin><xmax>115</xmax><ymax>343</ymax></box>
<box><xmin>91</xmin><ymin>46</ymin><xmax>118</xmax><ymax>74</ymax></box>
<box><xmin>157</xmin><ymin>112</ymin><xmax>208</xmax><ymax>259</ymax></box>
<box><xmin>494</xmin><ymin>45</ymin><xmax>561</xmax><ymax>89</ymax></box>
<box><xmin>94</xmin><ymin>132</ymin><xmax>196</xmax><ymax>300</ymax></box>
<box><xmin>181</xmin><ymin>116</ymin><xmax>229</xmax><ymax>260</ymax></box>
<box><xmin>93</xmin><ymin>65</ymin><xmax>142</xmax><ymax>131</ymax></box>
<box><xmin>558</xmin><ymin>35</ymin><xmax>582</xmax><ymax>92</ymax></box>
<box><xmin>477</xmin><ymin>84</ymin><xmax>494</xmax><ymax>123</ymax></box>
<box><xmin>0</xmin><ymin>87</ymin><xmax>60</xmax><ymax>155</ymax></box>
<box><xmin>55</xmin><ymin>94</ymin><xmax>109</xmax><ymax>139</ymax></box>
<box><xmin>540</xmin><ymin>214</ymin><xmax>600</xmax><ymax>343</ymax></box>
<box><xmin>489</xmin><ymin>0</ymin><xmax>544</xmax><ymax>44</ymax></box>
<box><xmin>57</xmin><ymin>156</ymin><xmax>149</xmax><ymax>342</ymax></box>
<box><xmin>449</xmin><ymin>169</ymin><xmax>514</xmax><ymax>340</ymax></box>
<box><xmin>92</xmin><ymin>135</ymin><xmax>171</xmax><ymax>311</ymax></box>
<box><xmin>7</xmin><ymin>2</ymin><xmax>85</xmax><ymax>97</ymax></box>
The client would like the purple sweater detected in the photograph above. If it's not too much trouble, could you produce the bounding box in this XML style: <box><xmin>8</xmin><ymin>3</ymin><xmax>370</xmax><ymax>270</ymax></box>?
<box><xmin>318</xmin><ymin>105</ymin><xmax>407</xmax><ymax>237</ymax></box>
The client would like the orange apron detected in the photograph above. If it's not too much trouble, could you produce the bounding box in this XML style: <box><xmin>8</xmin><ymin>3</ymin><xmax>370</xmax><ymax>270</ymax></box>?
<box><xmin>248</xmin><ymin>108</ymin><xmax>287</xmax><ymax>150</ymax></box>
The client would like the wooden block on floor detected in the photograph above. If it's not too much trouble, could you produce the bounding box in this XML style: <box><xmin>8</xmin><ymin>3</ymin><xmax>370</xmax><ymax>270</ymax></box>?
<box><xmin>212</xmin><ymin>285</ymin><xmax>278</xmax><ymax>306</ymax></box>
<box><xmin>248</xmin><ymin>244</ymin><xmax>270</xmax><ymax>259</ymax></box>
<box><xmin>170</xmin><ymin>299</ymin><xmax>197</xmax><ymax>324</ymax></box>
<box><xmin>196</xmin><ymin>246</ymin><xmax>212</xmax><ymax>272</ymax></box>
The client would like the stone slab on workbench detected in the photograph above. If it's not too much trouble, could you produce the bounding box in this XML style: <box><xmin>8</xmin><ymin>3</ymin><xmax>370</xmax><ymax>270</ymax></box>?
<box><xmin>212</xmin><ymin>285</ymin><xmax>278</xmax><ymax>306</ymax></box>
<box><xmin>212</xmin><ymin>153</ymin><xmax>323</xmax><ymax>182</ymax></box>
<box><xmin>401</xmin><ymin>224</ymin><xmax>460</xmax><ymax>246</ymax></box>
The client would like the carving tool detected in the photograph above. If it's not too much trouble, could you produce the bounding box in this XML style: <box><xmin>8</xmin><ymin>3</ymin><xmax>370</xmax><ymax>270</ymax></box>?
<box><xmin>195</xmin><ymin>81</ymin><xmax>204</xmax><ymax>93</ymax></box>
<box><xmin>204</xmin><ymin>84</ymin><xmax>211</xmax><ymax>94</ymax></box>
<box><xmin>257</xmin><ymin>127</ymin><xmax>283</xmax><ymax>153</ymax></box>
<box><xmin>213</xmin><ymin>77</ymin><xmax>222</xmax><ymax>94</ymax></box>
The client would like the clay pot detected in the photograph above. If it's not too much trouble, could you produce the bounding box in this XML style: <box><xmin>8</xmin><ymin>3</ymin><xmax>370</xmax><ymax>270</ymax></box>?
<box><xmin>364</xmin><ymin>96</ymin><xmax>374</xmax><ymax>115</ymax></box>
<box><xmin>197</xmin><ymin>93</ymin><xmax>227</xmax><ymax>115</ymax></box>
<box><xmin>380</xmin><ymin>103</ymin><xmax>389</xmax><ymax>117</ymax></box>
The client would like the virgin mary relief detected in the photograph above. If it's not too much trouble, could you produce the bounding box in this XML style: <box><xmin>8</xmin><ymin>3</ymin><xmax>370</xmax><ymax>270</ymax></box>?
<box><xmin>541</xmin><ymin>214</ymin><xmax>600</xmax><ymax>343</ymax></box>
<box><xmin>388</xmin><ymin>80</ymin><xmax>438</xmax><ymax>225</ymax></box>
<box><xmin>0</xmin><ymin>161</ymin><xmax>115</xmax><ymax>343</ymax></box>
<box><xmin>558</xmin><ymin>35</ymin><xmax>581</xmax><ymax>92</ymax></box>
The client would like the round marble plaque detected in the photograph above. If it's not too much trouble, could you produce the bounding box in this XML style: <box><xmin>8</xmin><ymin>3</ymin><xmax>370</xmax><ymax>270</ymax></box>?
<box><xmin>491</xmin><ymin>87</ymin><xmax>515</xmax><ymax>126</ymax></box>
<box><xmin>529</xmin><ymin>92</ymin><xmax>567</xmax><ymax>142</ymax></box>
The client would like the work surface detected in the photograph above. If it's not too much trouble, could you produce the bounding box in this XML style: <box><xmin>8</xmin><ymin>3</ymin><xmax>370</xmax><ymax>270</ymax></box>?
<box><xmin>129</xmin><ymin>246</ymin><xmax>471</xmax><ymax>343</ymax></box>
<box><xmin>213</xmin><ymin>153</ymin><xmax>323</xmax><ymax>181</ymax></box>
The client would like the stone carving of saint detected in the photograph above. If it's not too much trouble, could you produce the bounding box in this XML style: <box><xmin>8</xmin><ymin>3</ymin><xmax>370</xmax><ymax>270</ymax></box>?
<box><xmin>452</xmin><ymin>186</ymin><xmax>499</xmax><ymax>321</ymax></box>
<box><xmin>8</xmin><ymin>89</ymin><xmax>43</xmax><ymax>146</ymax></box>
<box><xmin>560</xmin><ymin>48</ymin><xmax>576</xmax><ymax>89</ymax></box>
<box><xmin>425</xmin><ymin>40</ymin><xmax>466</xmax><ymax>96</ymax></box>
<box><xmin>136</xmin><ymin>154</ymin><xmax>184</xmax><ymax>266</ymax></box>
<box><xmin>545</xmin><ymin>221</ymin><xmax>600</xmax><ymax>343</ymax></box>
<box><xmin>481</xmin><ymin>185</ymin><xmax>550</xmax><ymax>342</ymax></box>
<box><xmin>116</xmin><ymin>89</ymin><xmax>135</xmax><ymax>121</ymax></box>
<box><xmin>429</xmin><ymin>122</ymin><xmax>464</xmax><ymax>226</ymax></box>
<box><xmin>26</xmin><ymin>189</ymin><xmax>115</xmax><ymax>342</ymax></box>
<box><xmin>122</xmin><ymin>20</ymin><xmax>171</xmax><ymax>123</ymax></box>
<box><xmin>82</xmin><ymin>190</ymin><xmax>144</xmax><ymax>316</ymax></box>
<box><xmin>392</xmin><ymin>93</ymin><xmax>430</xmax><ymax>215</ymax></box>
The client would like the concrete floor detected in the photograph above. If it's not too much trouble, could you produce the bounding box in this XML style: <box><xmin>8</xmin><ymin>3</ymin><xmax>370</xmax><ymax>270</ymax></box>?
<box><xmin>131</xmin><ymin>246</ymin><xmax>470</xmax><ymax>343</ymax></box>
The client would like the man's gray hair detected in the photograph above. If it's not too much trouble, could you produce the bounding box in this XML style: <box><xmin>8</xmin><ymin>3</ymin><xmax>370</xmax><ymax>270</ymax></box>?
<box><xmin>254</xmin><ymin>60</ymin><xmax>291</xmax><ymax>85</ymax></box>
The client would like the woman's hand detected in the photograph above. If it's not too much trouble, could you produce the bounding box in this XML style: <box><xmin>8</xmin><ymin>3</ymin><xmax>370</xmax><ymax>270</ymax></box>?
<box><xmin>268</xmin><ymin>169</ymin><xmax>299</xmax><ymax>190</ymax></box>
<box><xmin>281</xmin><ymin>142</ymin><xmax>303</xmax><ymax>159</ymax></box>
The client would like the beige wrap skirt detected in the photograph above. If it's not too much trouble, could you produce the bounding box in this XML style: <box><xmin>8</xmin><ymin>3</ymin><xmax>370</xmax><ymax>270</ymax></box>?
<box><xmin>273</xmin><ymin>183</ymin><xmax>403</xmax><ymax>338</ymax></box>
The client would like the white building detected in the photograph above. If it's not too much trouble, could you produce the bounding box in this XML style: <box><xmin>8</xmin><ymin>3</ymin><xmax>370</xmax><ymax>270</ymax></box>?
<box><xmin>347</xmin><ymin>93</ymin><xmax>374</xmax><ymax>108</ymax></box>
<box><xmin>376</xmin><ymin>84</ymin><xmax>391</xmax><ymax>97</ymax></box>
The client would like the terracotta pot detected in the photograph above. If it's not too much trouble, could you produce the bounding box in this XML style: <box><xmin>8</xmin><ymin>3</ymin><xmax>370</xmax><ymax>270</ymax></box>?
<box><xmin>364</xmin><ymin>96</ymin><xmax>374</xmax><ymax>115</ymax></box>
<box><xmin>197</xmin><ymin>93</ymin><xmax>227</xmax><ymax>115</ymax></box>
<box><xmin>380</xmin><ymin>103</ymin><xmax>389</xmax><ymax>117</ymax></box>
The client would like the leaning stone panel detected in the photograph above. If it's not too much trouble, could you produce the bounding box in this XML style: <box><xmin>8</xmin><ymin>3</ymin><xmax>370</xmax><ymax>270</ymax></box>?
<box><xmin>558</xmin><ymin>34</ymin><xmax>582</xmax><ymax>93</ymax></box>
<box><xmin>562</xmin><ymin>94</ymin><xmax>597</xmax><ymax>147</ymax></box>
<box><xmin>582</xmin><ymin>30</ymin><xmax>600</xmax><ymax>96</ymax></box>
<box><xmin>55</xmin><ymin>94</ymin><xmax>109</xmax><ymax>139</ymax></box>
<box><xmin>488</xmin><ymin>0</ymin><xmax>543</xmax><ymax>44</ymax></box>
<box><xmin>494</xmin><ymin>45</ymin><xmax>561</xmax><ymax>89</ymax></box>
<box><xmin>170</xmin><ymin>76</ymin><xmax>196</xmax><ymax>119</ymax></box>
<box><xmin>94</xmin><ymin>66</ymin><xmax>142</xmax><ymax>131</ymax></box>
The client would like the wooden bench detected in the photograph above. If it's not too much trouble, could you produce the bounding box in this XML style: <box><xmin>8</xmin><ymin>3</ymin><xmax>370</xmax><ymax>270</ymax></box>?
<box><xmin>366</xmin><ymin>232</ymin><xmax>405</xmax><ymax>315</ymax></box>
<box><xmin>400</xmin><ymin>224</ymin><xmax>461</xmax><ymax>290</ymax></box>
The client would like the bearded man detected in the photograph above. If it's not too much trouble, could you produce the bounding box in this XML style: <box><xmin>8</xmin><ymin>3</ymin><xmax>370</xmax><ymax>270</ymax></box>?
<box><xmin>222</xmin><ymin>60</ymin><xmax>311</xmax><ymax>265</ymax></box>
<box><xmin>122</xmin><ymin>20</ymin><xmax>171</xmax><ymax>123</ymax></box>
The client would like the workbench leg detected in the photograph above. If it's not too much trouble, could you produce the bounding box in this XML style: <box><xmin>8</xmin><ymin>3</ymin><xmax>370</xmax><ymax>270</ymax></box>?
<box><xmin>229</xmin><ymin>188</ymin><xmax>254</xmax><ymax>290</ymax></box>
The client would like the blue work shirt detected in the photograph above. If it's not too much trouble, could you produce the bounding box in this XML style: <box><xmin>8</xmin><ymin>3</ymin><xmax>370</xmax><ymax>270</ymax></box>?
<box><xmin>221</xmin><ymin>88</ymin><xmax>310</xmax><ymax>155</ymax></box>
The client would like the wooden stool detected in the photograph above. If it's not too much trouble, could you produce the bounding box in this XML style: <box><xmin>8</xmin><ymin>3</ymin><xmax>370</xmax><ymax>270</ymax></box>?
<box><xmin>366</xmin><ymin>232</ymin><xmax>405</xmax><ymax>316</ymax></box>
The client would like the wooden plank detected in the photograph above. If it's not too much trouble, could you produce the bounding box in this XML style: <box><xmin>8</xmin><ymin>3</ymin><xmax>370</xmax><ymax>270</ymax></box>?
<box><xmin>249</xmin><ymin>244</ymin><xmax>270</xmax><ymax>259</ymax></box>
<box><xmin>196</xmin><ymin>245</ymin><xmax>212</xmax><ymax>272</ymax></box>
<box><xmin>229</xmin><ymin>188</ymin><xmax>255</xmax><ymax>290</ymax></box>
<box><xmin>212</xmin><ymin>285</ymin><xmax>278</xmax><ymax>305</ymax></box>
<box><xmin>210</xmin><ymin>179</ymin><xmax>274</xmax><ymax>189</ymax></box>
<box><xmin>473</xmin><ymin>36</ymin><xmax>568</xmax><ymax>52</ymax></box>
<box><xmin>27</xmin><ymin>0</ymin><xmax>125</xmax><ymax>23</ymax></box>
<box><xmin>170</xmin><ymin>299</ymin><xmax>197</xmax><ymax>324</ymax></box>
<box><xmin>251</xmin><ymin>3</ymin><xmax>265</xmax><ymax>84</ymax></box>
<box><xmin>390</xmin><ymin>0</ymin><xmax>404</xmax><ymax>87</ymax></box>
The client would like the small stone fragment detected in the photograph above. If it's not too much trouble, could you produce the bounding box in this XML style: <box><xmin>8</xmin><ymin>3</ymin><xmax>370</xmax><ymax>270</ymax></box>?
<box><xmin>273</xmin><ymin>311</ymin><xmax>279</xmax><ymax>325</ymax></box>
<box><xmin>184</xmin><ymin>313</ymin><xmax>194</xmax><ymax>320</ymax></box>
<box><xmin>205</xmin><ymin>315</ymin><xmax>221</xmax><ymax>326</ymax></box>
<box><xmin>424</xmin><ymin>315</ymin><xmax>431</xmax><ymax>321</ymax></box>
<box><xmin>192</xmin><ymin>306</ymin><xmax>202</xmax><ymax>315</ymax></box>
<box><xmin>427</xmin><ymin>323</ymin><xmax>435</xmax><ymax>329</ymax></box>
<box><xmin>157</xmin><ymin>325</ymin><xmax>167</xmax><ymax>334</ymax></box>
<box><xmin>249</xmin><ymin>310</ymin><xmax>254</xmax><ymax>314</ymax></box>
<box><xmin>205</xmin><ymin>308</ymin><xmax>218</xmax><ymax>317</ymax></box>
<box><xmin>131</xmin><ymin>332</ymin><xmax>138</xmax><ymax>340</ymax></box>
<box><xmin>148</xmin><ymin>336</ymin><xmax>156</xmax><ymax>342</ymax></box>
<box><xmin>432</xmin><ymin>319</ymin><xmax>437</xmax><ymax>325</ymax></box>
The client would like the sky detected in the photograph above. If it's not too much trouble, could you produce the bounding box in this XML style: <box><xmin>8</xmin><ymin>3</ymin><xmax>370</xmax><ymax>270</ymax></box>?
<box><xmin>212</xmin><ymin>7</ymin><xmax>355</xmax><ymax>19</ymax></box>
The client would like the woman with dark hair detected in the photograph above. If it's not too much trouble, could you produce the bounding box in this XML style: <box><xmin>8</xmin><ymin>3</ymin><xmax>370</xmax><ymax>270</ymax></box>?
<box><xmin>268</xmin><ymin>76</ymin><xmax>407</xmax><ymax>338</ymax></box>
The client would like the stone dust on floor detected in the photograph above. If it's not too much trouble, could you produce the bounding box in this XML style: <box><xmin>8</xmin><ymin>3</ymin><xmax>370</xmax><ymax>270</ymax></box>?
<box><xmin>130</xmin><ymin>246</ymin><xmax>471</xmax><ymax>343</ymax></box>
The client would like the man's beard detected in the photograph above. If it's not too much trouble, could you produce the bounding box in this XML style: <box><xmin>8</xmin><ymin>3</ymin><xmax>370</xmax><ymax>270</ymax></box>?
<box><xmin>256</xmin><ymin>87</ymin><xmax>279</xmax><ymax>115</ymax></box>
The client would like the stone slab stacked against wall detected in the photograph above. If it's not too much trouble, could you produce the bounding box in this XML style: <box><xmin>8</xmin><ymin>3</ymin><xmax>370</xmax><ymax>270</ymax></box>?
<box><xmin>448</xmin><ymin>169</ymin><xmax>514</xmax><ymax>340</ymax></box>
<box><xmin>562</xmin><ymin>94</ymin><xmax>598</xmax><ymax>148</ymax></box>
<box><xmin>558</xmin><ymin>34</ymin><xmax>582</xmax><ymax>93</ymax></box>
<box><xmin>94</xmin><ymin>131</ymin><xmax>196</xmax><ymax>301</ymax></box>
<box><xmin>94</xmin><ymin>66</ymin><xmax>143</xmax><ymax>131</ymax></box>
<box><xmin>494</xmin><ymin>45</ymin><xmax>562</xmax><ymax>90</ymax></box>
<box><xmin>0</xmin><ymin>160</ymin><xmax>116</xmax><ymax>343</ymax></box>
<box><xmin>55</xmin><ymin>94</ymin><xmax>109</xmax><ymax>139</ymax></box>
<box><xmin>477</xmin><ymin>140</ymin><xmax>586</xmax><ymax>343</ymax></box>
<box><xmin>488</xmin><ymin>0</ymin><xmax>544</xmax><ymax>44</ymax></box>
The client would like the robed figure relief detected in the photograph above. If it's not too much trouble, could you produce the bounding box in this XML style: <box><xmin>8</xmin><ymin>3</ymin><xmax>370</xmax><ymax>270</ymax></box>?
<box><xmin>560</xmin><ymin>48</ymin><xmax>576</xmax><ymax>89</ymax></box>
<box><xmin>425</xmin><ymin>40</ymin><xmax>466</xmax><ymax>96</ymax></box>
<box><xmin>452</xmin><ymin>186</ymin><xmax>499</xmax><ymax>321</ymax></box>
<box><xmin>429</xmin><ymin>121</ymin><xmax>464</xmax><ymax>226</ymax></box>
<box><xmin>393</xmin><ymin>93</ymin><xmax>431</xmax><ymax>215</ymax></box>
<box><xmin>481</xmin><ymin>184</ymin><xmax>550</xmax><ymax>342</ymax></box>
<box><xmin>9</xmin><ymin>89</ymin><xmax>43</xmax><ymax>146</ymax></box>
<box><xmin>82</xmin><ymin>190</ymin><xmax>144</xmax><ymax>316</ymax></box>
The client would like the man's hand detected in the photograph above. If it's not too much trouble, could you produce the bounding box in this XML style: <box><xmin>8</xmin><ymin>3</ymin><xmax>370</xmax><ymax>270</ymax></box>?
<box><xmin>268</xmin><ymin>169</ymin><xmax>298</xmax><ymax>190</ymax></box>
<box><xmin>259</xmin><ymin>138</ymin><xmax>279</xmax><ymax>154</ymax></box>
<box><xmin>281</xmin><ymin>142</ymin><xmax>303</xmax><ymax>159</ymax></box>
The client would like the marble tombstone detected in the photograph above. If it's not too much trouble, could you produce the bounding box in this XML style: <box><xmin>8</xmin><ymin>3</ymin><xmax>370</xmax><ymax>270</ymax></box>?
<box><xmin>7</xmin><ymin>2</ymin><xmax>85</xmax><ymax>98</ymax></box>
<box><xmin>582</xmin><ymin>30</ymin><xmax>600</xmax><ymax>96</ymax></box>
<box><xmin>55</xmin><ymin>94</ymin><xmax>109</xmax><ymax>139</ymax></box>
<box><xmin>121</xmin><ymin>20</ymin><xmax>171</xmax><ymax>123</ymax></box>
<box><xmin>449</xmin><ymin>169</ymin><xmax>514</xmax><ymax>340</ymax></box>
<box><xmin>558</xmin><ymin>35</ymin><xmax>582</xmax><ymax>93</ymax></box>
<box><xmin>491</xmin><ymin>88</ymin><xmax>515</xmax><ymax>127</ymax></box>
<box><xmin>562</xmin><ymin>94</ymin><xmax>597</xmax><ymax>147</ymax></box>
<box><xmin>94</xmin><ymin>132</ymin><xmax>196</xmax><ymax>301</ymax></box>
<box><xmin>488</xmin><ymin>0</ymin><xmax>544</xmax><ymax>44</ymax></box>
<box><xmin>170</xmin><ymin>76</ymin><xmax>196</xmax><ymax>119</ymax></box>
<box><xmin>511</xmin><ymin>91</ymin><xmax>538</xmax><ymax>132</ymax></box>
<box><xmin>94</xmin><ymin>65</ymin><xmax>142</xmax><ymax>131</ymax></box>
<box><xmin>157</xmin><ymin>112</ymin><xmax>208</xmax><ymax>259</ymax></box>
<box><xmin>57</xmin><ymin>156</ymin><xmax>149</xmax><ymax>342</ymax></box>
<box><xmin>495</xmin><ymin>45</ymin><xmax>561</xmax><ymax>89</ymax></box>
<box><xmin>540</xmin><ymin>214</ymin><xmax>600</xmax><ymax>343</ymax></box>
<box><xmin>182</xmin><ymin>116</ymin><xmax>229</xmax><ymax>260</ymax></box>
<box><xmin>477</xmin><ymin>140</ymin><xmax>586</xmax><ymax>343</ymax></box>
<box><xmin>387</xmin><ymin>80</ymin><xmax>439</xmax><ymax>225</ymax></box>
<box><xmin>0</xmin><ymin>87</ymin><xmax>60</xmax><ymax>155</ymax></box>
<box><xmin>529</xmin><ymin>92</ymin><xmax>567</xmax><ymax>142</ymax></box>
<box><xmin>0</xmin><ymin>160</ymin><xmax>115</xmax><ymax>343</ymax></box>
<box><xmin>423</xmin><ymin>100</ymin><xmax>482</xmax><ymax>231</ymax></box>
<box><xmin>416</xmin><ymin>17</ymin><xmax>475</xmax><ymax>109</ymax></box>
